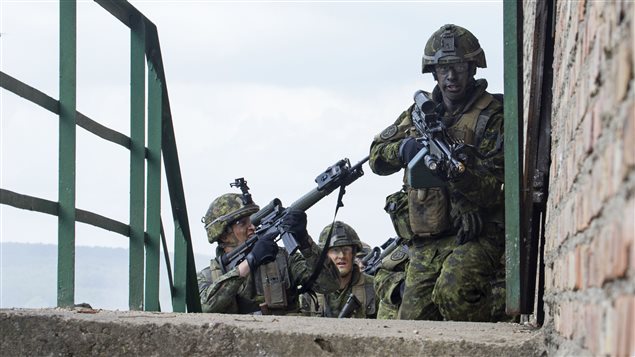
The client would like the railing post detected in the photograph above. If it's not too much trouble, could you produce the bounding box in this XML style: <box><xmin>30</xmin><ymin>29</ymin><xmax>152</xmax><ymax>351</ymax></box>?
<box><xmin>503</xmin><ymin>0</ymin><xmax>523</xmax><ymax>316</ymax></box>
<box><xmin>58</xmin><ymin>0</ymin><xmax>77</xmax><ymax>308</ymax></box>
<box><xmin>129</xmin><ymin>13</ymin><xmax>146</xmax><ymax>311</ymax></box>
<box><xmin>145</xmin><ymin>62</ymin><xmax>163</xmax><ymax>311</ymax></box>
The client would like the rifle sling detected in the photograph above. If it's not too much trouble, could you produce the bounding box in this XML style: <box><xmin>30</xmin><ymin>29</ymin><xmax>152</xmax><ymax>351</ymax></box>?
<box><xmin>298</xmin><ymin>184</ymin><xmax>346</xmax><ymax>294</ymax></box>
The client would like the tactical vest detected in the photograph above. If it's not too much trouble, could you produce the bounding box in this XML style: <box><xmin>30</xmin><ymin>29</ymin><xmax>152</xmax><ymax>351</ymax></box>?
<box><xmin>207</xmin><ymin>251</ymin><xmax>291</xmax><ymax>313</ymax></box>
<box><xmin>305</xmin><ymin>270</ymin><xmax>376</xmax><ymax>318</ymax></box>
<box><xmin>405</xmin><ymin>92</ymin><xmax>496</xmax><ymax>237</ymax></box>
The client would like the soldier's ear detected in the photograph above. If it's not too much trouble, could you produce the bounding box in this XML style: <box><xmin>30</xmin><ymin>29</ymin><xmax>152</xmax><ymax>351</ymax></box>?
<box><xmin>432</xmin><ymin>72</ymin><xmax>438</xmax><ymax>81</ymax></box>
<box><xmin>469</xmin><ymin>63</ymin><xmax>477</xmax><ymax>76</ymax></box>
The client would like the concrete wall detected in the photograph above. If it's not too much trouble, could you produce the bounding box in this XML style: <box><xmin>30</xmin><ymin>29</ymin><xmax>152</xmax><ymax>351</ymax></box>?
<box><xmin>1</xmin><ymin>308</ymin><xmax>546</xmax><ymax>356</ymax></box>
<box><xmin>524</xmin><ymin>1</ymin><xmax>634</xmax><ymax>355</ymax></box>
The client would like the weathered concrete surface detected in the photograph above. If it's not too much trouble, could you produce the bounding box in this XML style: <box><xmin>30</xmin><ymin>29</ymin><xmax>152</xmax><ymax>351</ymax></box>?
<box><xmin>1</xmin><ymin>308</ymin><xmax>546</xmax><ymax>356</ymax></box>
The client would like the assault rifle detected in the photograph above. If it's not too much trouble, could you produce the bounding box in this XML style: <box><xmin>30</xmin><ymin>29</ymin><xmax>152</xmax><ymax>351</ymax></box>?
<box><xmin>361</xmin><ymin>236</ymin><xmax>404</xmax><ymax>276</ymax></box>
<box><xmin>406</xmin><ymin>90</ymin><xmax>469</xmax><ymax>188</ymax></box>
<box><xmin>338</xmin><ymin>293</ymin><xmax>362</xmax><ymax>318</ymax></box>
<box><xmin>218</xmin><ymin>156</ymin><xmax>369</xmax><ymax>273</ymax></box>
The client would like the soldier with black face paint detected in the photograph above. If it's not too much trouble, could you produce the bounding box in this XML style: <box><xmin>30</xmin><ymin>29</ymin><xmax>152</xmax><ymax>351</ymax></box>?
<box><xmin>369</xmin><ymin>24</ymin><xmax>506</xmax><ymax>322</ymax></box>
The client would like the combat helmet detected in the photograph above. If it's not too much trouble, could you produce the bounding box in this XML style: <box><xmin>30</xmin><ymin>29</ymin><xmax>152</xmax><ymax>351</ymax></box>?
<box><xmin>319</xmin><ymin>221</ymin><xmax>363</xmax><ymax>251</ymax></box>
<box><xmin>202</xmin><ymin>193</ymin><xmax>260</xmax><ymax>244</ymax></box>
<box><xmin>356</xmin><ymin>241</ymin><xmax>372</xmax><ymax>260</ymax></box>
<box><xmin>422</xmin><ymin>24</ymin><xmax>487</xmax><ymax>73</ymax></box>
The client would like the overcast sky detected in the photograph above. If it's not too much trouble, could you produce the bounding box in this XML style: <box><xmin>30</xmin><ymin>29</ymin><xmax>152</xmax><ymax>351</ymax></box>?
<box><xmin>1</xmin><ymin>0</ymin><xmax>503</xmax><ymax>264</ymax></box>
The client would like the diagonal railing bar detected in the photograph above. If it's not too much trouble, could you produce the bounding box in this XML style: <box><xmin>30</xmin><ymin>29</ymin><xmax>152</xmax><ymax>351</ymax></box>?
<box><xmin>1</xmin><ymin>71</ymin><xmax>59</xmax><ymax>113</ymax></box>
<box><xmin>1</xmin><ymin>189</ymin><xmax>130</xmax><ymax>237</ymax></box>
<box><xmin>160</xmin><ymin>219</ymin><xmax>175</xmax><ymax>299</ymax></box>
<box><xmin>1</xmin><ymin>71</ymin><xmax>132</xmax><ymax>150</ymax></box>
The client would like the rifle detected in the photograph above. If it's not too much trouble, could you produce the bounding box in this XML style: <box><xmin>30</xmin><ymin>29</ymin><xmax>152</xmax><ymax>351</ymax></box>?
<box><xmin>406</xmin><ymin>90</ymin><xmax>470</xmax><ymax>188</ymax></box>
<box><xmin>361</xmin><ymin>236</ymin><xmax>404</xmax><ymax>276</ymax></box>
<box><xmin>338</xmin><ymin>293</ymin><xmax>362</xmax><ymax>318</ymax></box>
<box><xmin>218</xmin><ymin>156</ymin><xmax>369</xmax><ymax>273</ymax></box>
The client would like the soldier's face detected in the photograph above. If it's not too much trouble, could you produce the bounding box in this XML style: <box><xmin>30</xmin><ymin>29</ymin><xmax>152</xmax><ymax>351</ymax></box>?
<box><xmin>328</xmin><ymin>246</ymin><xmax>354</xmax><ymax>277</ymax></box>
<box><xmin>435</xmin><ymin>62</ymin><xmax>472</xmax><ymax>102</ymax></box>
<box><xmin>225</xmin><ymin>216</ymin><xmax>255</xmax><ymax>247</ymax></box>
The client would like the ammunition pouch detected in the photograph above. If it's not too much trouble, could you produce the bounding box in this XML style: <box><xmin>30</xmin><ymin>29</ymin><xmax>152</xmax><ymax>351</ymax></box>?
<box><xmin>255</xmin><ymin>253</ymin><xmax>290</xmax><ymax>310</ymax></box>
<box><xmin>384</xmin><ymin>190</ymin><xmax>414</xmax><ymax>241</ymax></box>
<box><xmin>407</xmin><ymin>186</ymin><xmax>450</xmax><ymax>236</ymax></box>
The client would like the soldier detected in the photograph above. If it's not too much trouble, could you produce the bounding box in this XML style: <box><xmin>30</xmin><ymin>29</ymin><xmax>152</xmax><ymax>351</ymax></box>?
<box><xmin>355</xmin><ymin>241</ymin><xmax>372</xmax><ymax>271</ymax></box>
<box><xmin>374</xmin><ymin>245</ymin><xmax>409</xmax><ymax>320</ymax></box>
<box><xmin>197</xmin><ymin>193</ymin><xmax>340</xmax><ymax>315</ymax></box>
<box><xmin>369</xmin><ymin>24</ymin><xmax>506</xmax><ymax>321</ymax></box>
<box><xmin>301</xmin><ymin>221</ymin><xmax>377</xmax><ymax>318</ymax></box>
<box><xmin>374</xmin><ymin>189</ymin><xmax>411</xmax><ymax>320</ymax></box>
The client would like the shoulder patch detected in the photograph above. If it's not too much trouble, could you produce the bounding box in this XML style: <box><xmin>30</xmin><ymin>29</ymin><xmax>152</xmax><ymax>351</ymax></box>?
<box><xmin>380</xmin><ymin>125</ymin><xmax>398</xmax><ymax>140</ymax></box>
<box><xmin>390</xmin><ymin>248</ymin><xmax>407</xmax><ymax>262</ymax></box>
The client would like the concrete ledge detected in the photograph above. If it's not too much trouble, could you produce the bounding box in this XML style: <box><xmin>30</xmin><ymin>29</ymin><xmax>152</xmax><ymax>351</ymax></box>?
<box><xmin>1</xmin><ymin>308</ymin><xmax>546</xmax><ymax>356</ymax></box>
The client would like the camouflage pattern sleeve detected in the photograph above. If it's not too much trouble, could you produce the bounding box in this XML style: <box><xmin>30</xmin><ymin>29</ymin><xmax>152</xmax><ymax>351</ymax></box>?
<box><xmin>197</xmin><ymin>264</ymin><xmax>246</xmax><ymax>313</ymax></box>
<box><xmin>450</xmin><ymin>109</ymin><xmax>504</xmax><ymax>207</ymax></box>
<box><xmin>289</xmin><ymin>235</ymin><xmax>340</xmax><ymax>294</ymax></box>
<box><xmin>369</xmin><ymin>108</ymin><xmax>413</xmax><ymax>176</ymax></box>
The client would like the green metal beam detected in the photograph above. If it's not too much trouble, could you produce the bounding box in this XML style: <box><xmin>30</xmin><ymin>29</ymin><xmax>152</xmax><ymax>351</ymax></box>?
<box><xmin>58</xmin><ymin>0</ymin><xmax>77</xmax><ymax>308</ymax></box>
<box><xmin>503</xmin><ymin>0</ymin><xmax>523</xmax><ymax>316</ymax></box>
<box><xmin>129</xmin><ymin>13</ymin><xmax>146</xmax><ymax>311</ymax></box>
<box><xmin>144</xmin><ymin>62</ymin><xmax>162</xmax><ymax>311</ymax></box>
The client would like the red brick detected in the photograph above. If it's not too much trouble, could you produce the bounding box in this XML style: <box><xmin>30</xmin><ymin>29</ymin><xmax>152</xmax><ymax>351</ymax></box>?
<box><xmin>615</xmin><ymin>28</ymin><xmax>633</xmax><ymax>102</ymax></box>
<box><xmin>592</xmin><ymin>99</ymin><xmax>602</xmax><ymax>151</ymax></box>
<box><xmin>623</xmin><ymin>101</ymin><xmax>635</xmax><ymax>168</ymax></box>
<box><xmin>580</xmin><ymin>244</ymin><xmax>593</xmax><ymax>289</ymax></box>
<box><xmin>589</xmin><ymin>236</ymin><xmax>602</xmax><ymax>287</ymax></box>
<box><xmin>568</xmin><ymin>250</ymin><xmax>577</xmax><ymax>290</ymax></box>
<box><xmin>625</xmin><ymin>197</ymin><xmax>635</xmax><ymax>270</ymax></box>
<box><xmin>545</xmin><ymin>264</ymin><xmax>553</xmax><ymax>290</ymax></box>
<box><xmin>614</xmin><ymin>295</ymin><xmax>635</xmax><ymax>357</ymax></box>
<box><xmin>602</xmin><ymin>301</ymin><xmax>616</xmax><ymax>356</ymax></box>
<box><xmin>575</xmin><ymin>245</ymin><xmax>583</xmax><ymax>290</ymax></box>
<box><xmin>584</xmin><ymin>303</ymin><xmax>601</xmax><ymax>354</ymax></box>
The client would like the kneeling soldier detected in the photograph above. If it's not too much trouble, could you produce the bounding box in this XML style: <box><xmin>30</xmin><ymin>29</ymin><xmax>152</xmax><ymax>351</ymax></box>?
<box><xmin>301</xmin><ymin>221</ymin><xmax>377</xmax><ymax>318</ymax></box>
<box><xmin>197</xmin><ymin>193</ymin><xmax>339</xmax><ymax>315</ymax></box>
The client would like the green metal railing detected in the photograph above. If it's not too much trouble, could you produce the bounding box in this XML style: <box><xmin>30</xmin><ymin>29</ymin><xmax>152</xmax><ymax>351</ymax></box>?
<box><xmin>503</xmin><ymin>0</ymin><xmax>523</xmax><ymax>316</ymax></box>
<box><xmin>0</xmin><ymin>0</ymin><xmax>201</xmax><ymax>313</ymax></box>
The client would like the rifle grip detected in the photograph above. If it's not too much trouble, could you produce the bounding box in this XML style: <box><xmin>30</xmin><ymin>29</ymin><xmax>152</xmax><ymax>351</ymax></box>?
<box><xmin>280</xmin><ymin>232</ymin><xmax>299</xmax><ymax>255</ymax></box>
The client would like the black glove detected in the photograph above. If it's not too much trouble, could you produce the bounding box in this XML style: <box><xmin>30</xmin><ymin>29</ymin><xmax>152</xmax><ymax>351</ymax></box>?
<box><xmin>246</xmin><ymin>230</ymin><xmax>279</xmax><ymax>272</ymax></box>
<box><xmin>398</xmin><ymin>137</ymin><xmax>427</xmax><ymax>166</ymax></box>
<box><xmin>280</xmin><ymin>209</ymin><xmax>310</xmax><ymax>249</ymax></box>
<box><xmin>453</xmin><ymin>211</ymin><xmax>483</xmax><ymax>245</ymax></box>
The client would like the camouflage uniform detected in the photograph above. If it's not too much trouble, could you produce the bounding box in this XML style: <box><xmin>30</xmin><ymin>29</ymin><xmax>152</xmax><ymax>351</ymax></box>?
<box><xmin>301</xmin><ymin>265</ymin><xmax>377</xmax><ymax>318</ymax></box>
<box><xmin>197</xmin><ymin>193</ymin><xmax>340</xmax><ymax>314</ymax></box>
<box><xmin>198</xmin><ymin>240</ymin><xmax>339</xmax><ymax>314</ymax></box>
<box><xmin>369</xmin><ymin>24</ymin><xmax>505</xmax><ymax>322</ymax></box>
<box><xmin>301</xmin><ymin>221</ymin><xmax>377</xmax><ymax>318</ymax></box>
<box><xmin>374</xmin><ymin>245</ymin><xmax>409</xmax><ymax>319</ymax></box>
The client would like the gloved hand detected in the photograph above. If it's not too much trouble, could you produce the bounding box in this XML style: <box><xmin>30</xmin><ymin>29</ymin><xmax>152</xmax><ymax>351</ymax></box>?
<box><xmin>280</xmin><ymin>209</ymin><xmax>310</xmax><ymax>249</ymax></box>
<box><xmin>453</xmin><ymin>211</ymin><xmax>483</xmax><ymax>245</ymax></box>
<box><xmin>246</xmin><ymin>230</ymin><xmax>279</xmax><ymax>272</ymax></box>
<box><xmin>398</xmin><ymin>137</ymin><xmax>427</xmax><ymax>166</ymax></box>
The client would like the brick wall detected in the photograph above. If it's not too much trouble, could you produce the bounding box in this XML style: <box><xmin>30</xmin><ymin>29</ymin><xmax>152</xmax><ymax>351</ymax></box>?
<box><xmin>525</xmin><ymin>1</ymin><xmax>634</xmax><ymax>355</ymax></box>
